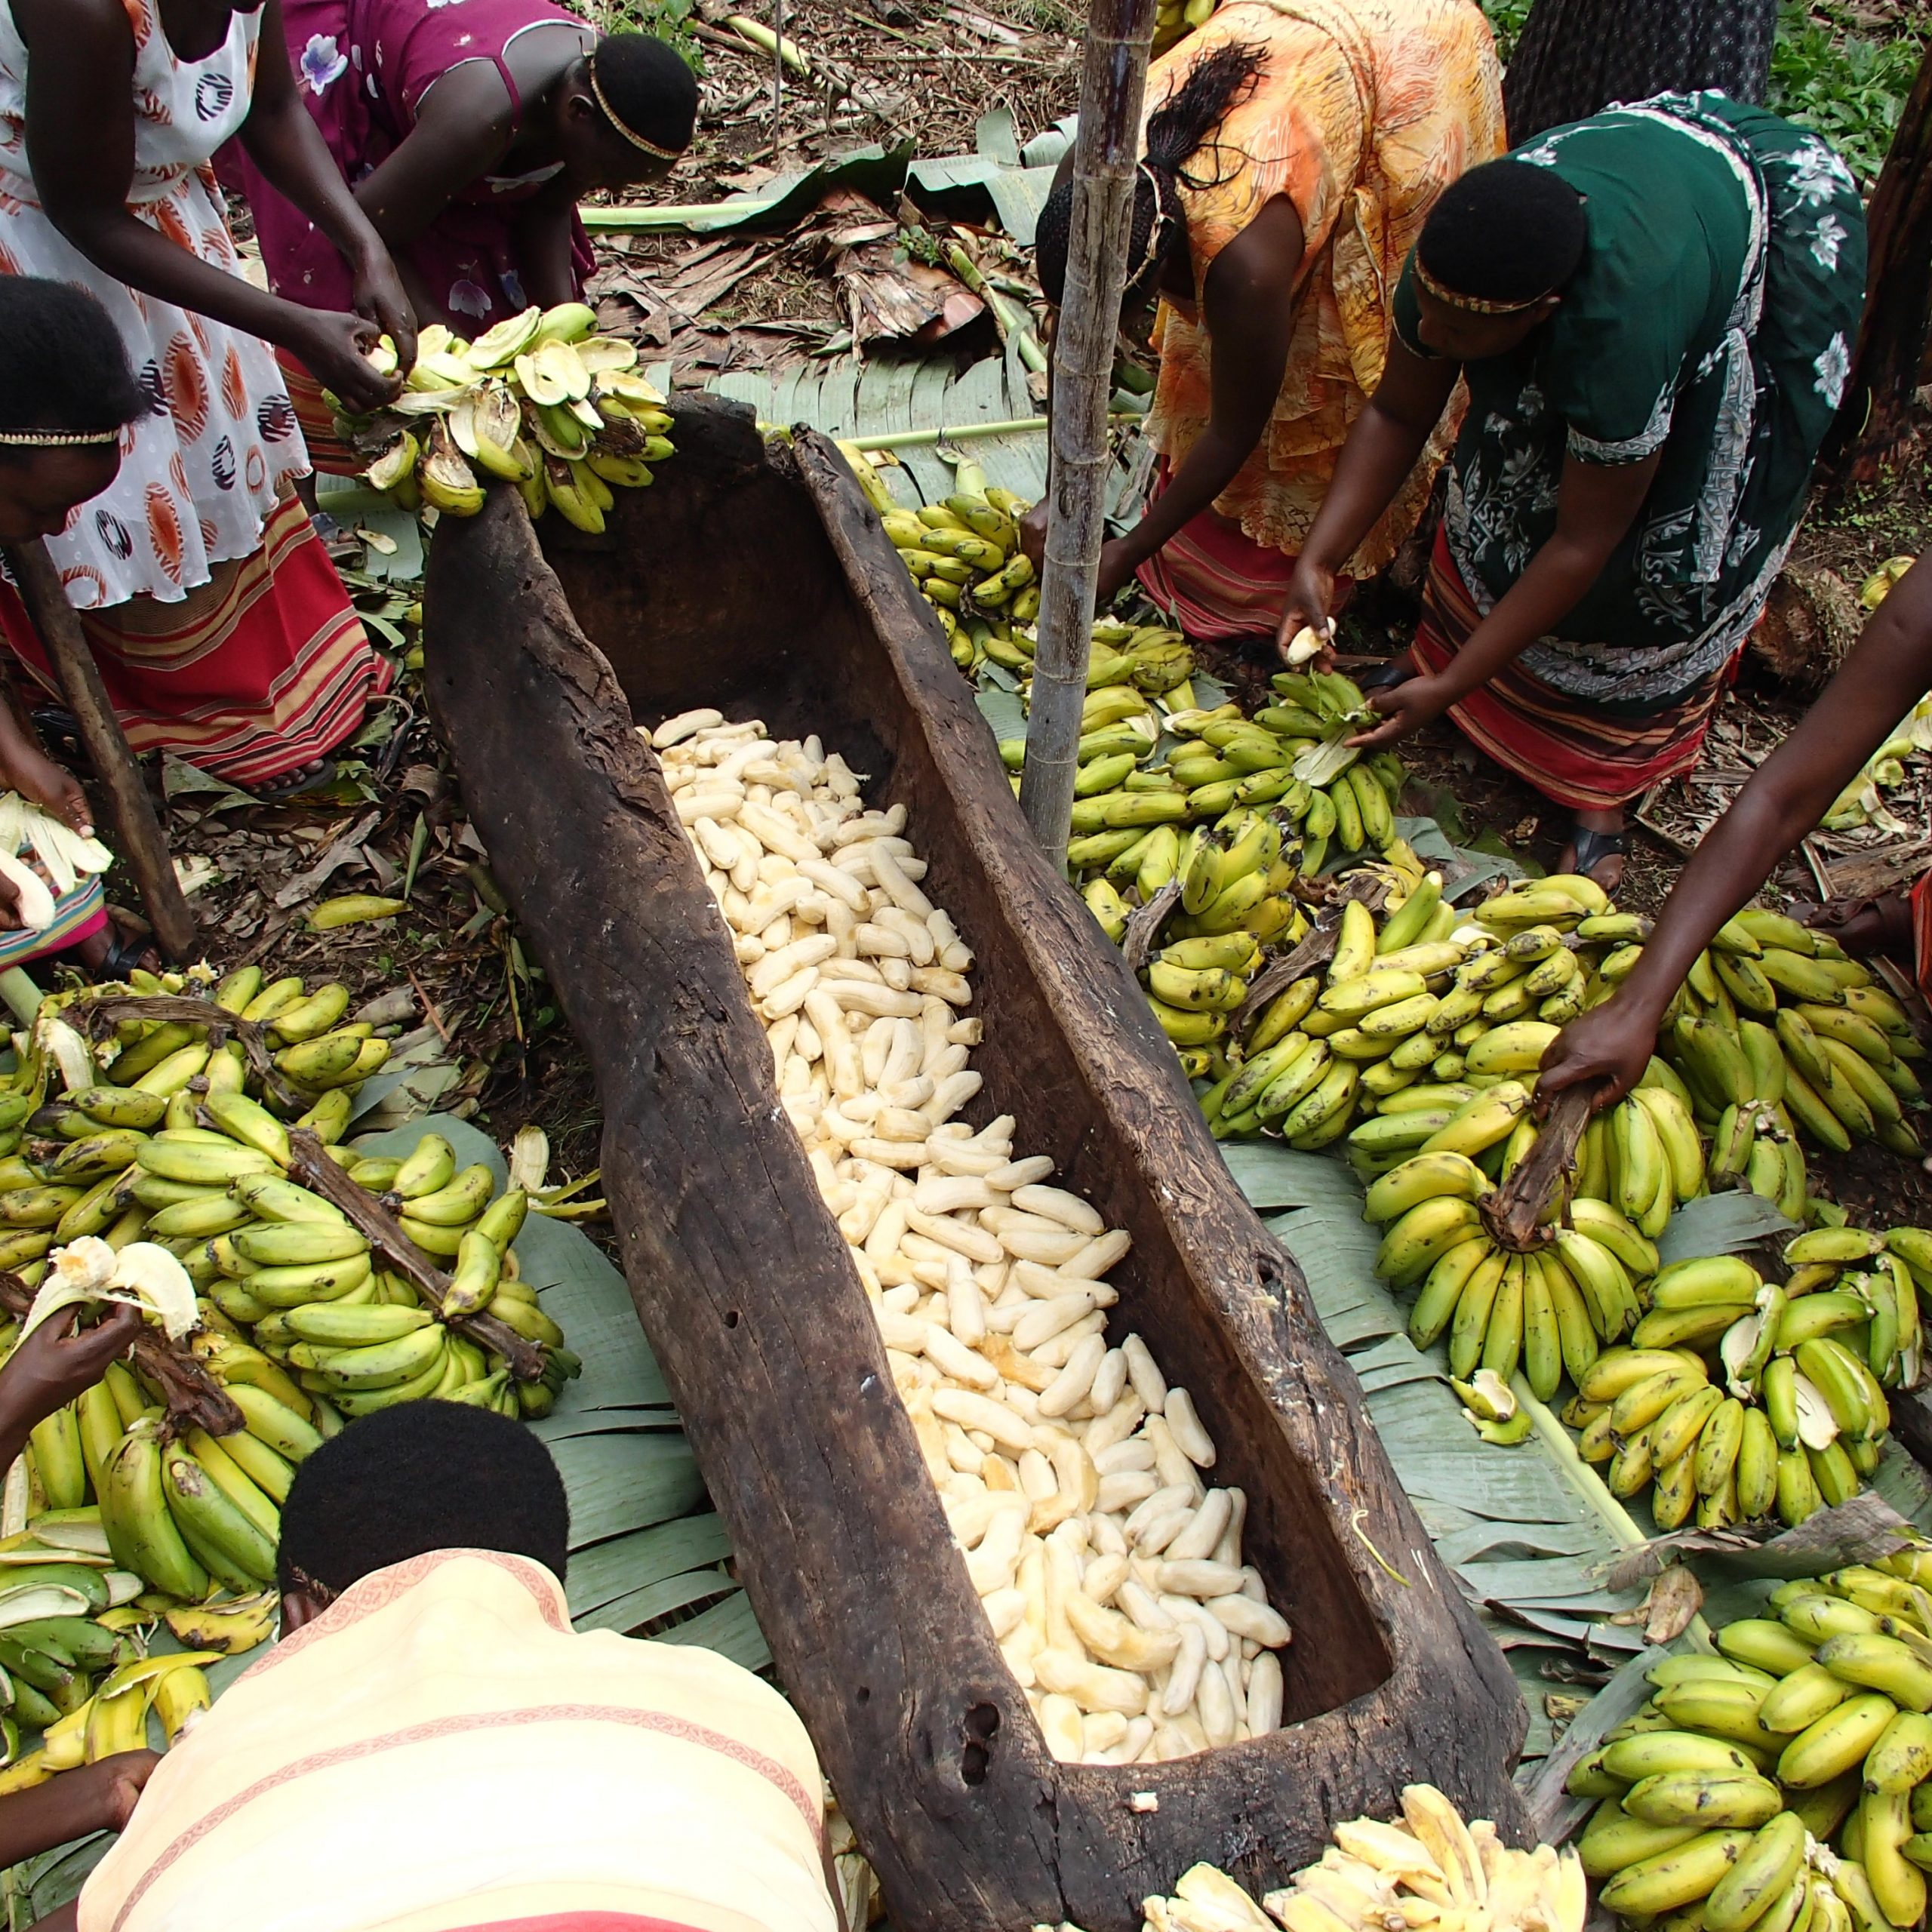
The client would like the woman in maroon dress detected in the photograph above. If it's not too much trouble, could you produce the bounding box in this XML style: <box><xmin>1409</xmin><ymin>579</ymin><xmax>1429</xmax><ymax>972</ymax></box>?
<box><xmin>223</xmin><ymin>1</ymin><xmax>697</xmax><ymax>469</ymax></box>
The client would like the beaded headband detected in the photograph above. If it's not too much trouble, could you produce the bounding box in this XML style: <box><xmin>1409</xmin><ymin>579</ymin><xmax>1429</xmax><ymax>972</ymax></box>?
<box><xmin>1413</xmin><ymin>255</ymin><xmax>1551</xmax><ymax>316</ymax></box>
<box><xmin>586</xmin><ymin>57</ymin><xmax>685</xmax><ymax>163</ymax></box>
<box><xmin>0</xmin><ymin>428</ymin><xmax>120</xmax><ymax>448</ymax></box>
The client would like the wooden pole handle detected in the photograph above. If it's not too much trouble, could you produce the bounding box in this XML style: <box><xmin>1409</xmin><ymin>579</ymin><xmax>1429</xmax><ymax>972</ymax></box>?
<box><xmin>3</xmin><ymin>540</ymin><xmax>196</xmax><ymax>962</ymax></box>
<box><xmin>1017</xmin><ymin>0</ymin><xmax>1159</xmax><ymax>870</ymax></box>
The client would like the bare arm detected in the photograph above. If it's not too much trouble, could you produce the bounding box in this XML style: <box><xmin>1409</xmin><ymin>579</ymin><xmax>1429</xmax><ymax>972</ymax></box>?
<box><xmin>233</xmin><ymin>0</ymin><xmax>414</xmax><ymax>365</ymax></box>
<box><xmin>1275</xmin><ymin>339</ymin><xmax>1460</xmax><ymax>646</ymax></box>
<box><xmin>1540</xmin><ymin>552</ymin><xmax>1932</xmax><ymax>1103</ymax></box>
<box><xmin>506</xmin><ymin>174</ymin><xmax>583</xmax><ymax>312</ymax></box>
<box><xmin>1097</xmin><ymin>195</ymin><xmax>1303</xmax><ymax>596</ymax></box>
<box><xmin>0</xmin><ymin>1754</ymin><xmax>158</xmax><ymax>1871</ymax></box>
<box><xmin>1348</xmin><ymin>450</ymin><xmax>1661</xmax><ymax>747</ymax></box>
<box><xmin>13</xmin><ymin>0</ymin><xmax>399</xmax><ymax>412</ymax></box>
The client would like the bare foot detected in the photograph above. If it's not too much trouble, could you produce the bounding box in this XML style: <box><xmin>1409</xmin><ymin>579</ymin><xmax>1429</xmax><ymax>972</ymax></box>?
<box><xmin>254</xmin><ymin>757</ymin><xmax>337</xmax><ymax>802</ymax></box>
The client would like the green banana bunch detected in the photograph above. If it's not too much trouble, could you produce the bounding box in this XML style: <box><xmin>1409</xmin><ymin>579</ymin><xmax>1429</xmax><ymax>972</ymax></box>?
<box><xmin>1653</xmin><ymin>916</ymin><xmax>1924</xmax><ymax>1162</ymax></box>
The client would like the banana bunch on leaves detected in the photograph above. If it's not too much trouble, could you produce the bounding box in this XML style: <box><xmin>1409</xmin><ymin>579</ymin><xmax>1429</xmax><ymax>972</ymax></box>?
<box><xmin>876</xmin><ymin>466</ymin><xmax>1041</xmax><ymax>640</ymax></box>
<box><xmin>871</xmin><ymin>469</ymin><xmax>1198</xmax><ymax>694</ymax></box>
<box><xmin>1821</xmin><ymin>669</ymin><xmax>1931</xmax><ymax>835</ymax></box>
<box><xmin>1194</xmin><ymin>865</ymin><xmax>1607</xmax><ymax>1150</ymax></box>
<box><xmin>1097</xmin><ymin>1783</ymin><xmax>1584</xmax><ymax>1932</ymax></box>
<box><xmin>344</xmin><ymin>303</ymin><xmax>672</xmax><ymax>533</ymax></box>
<box><xmin>0</xmin><ymin>965</ymin><xmax>395</xmax><ymax>1283</ymax></box>
<box><xmin>0</xmin><ymin>983</ymin><xmax>577</xmax><ymax>1791</ymax></box>
<box><xmin>981</xmin><ymin>614</ymin><xmax>1195</xmax><ymax>697</ymax></box>
<box><xmin>1635</xmin><ymin>910</ymin><xmax>1928</xmax><ymax>1163</ymax></box>
<box><xmin>1564</xmin><ymin>1249</ymin><xmax>1898</xmax><ymax>1534</ymax></box>
<box><xmin>1569</xmin><ymin>1555</ymin><xmax>1932</xmax><ymax>1932</ymax></box>
<box><xmin>1042</xmin><ymin>675</ymin><xmax>1405</xmax><ymax>891</ymax></box>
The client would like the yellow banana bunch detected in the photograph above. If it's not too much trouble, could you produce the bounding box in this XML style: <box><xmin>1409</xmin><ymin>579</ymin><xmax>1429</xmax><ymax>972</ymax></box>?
<box><xmin>347</xmin><ymin>309</ymin><xmax>672</xmax><ymax>525</ymax></box>
<box><xmin>1574</xmin><ymin>1558</ymin><xmax>1932</xmax><ymax>1931</ymax></box>
<box><xmin>1152</xmin><ymin>0</ymin><xmax>1220</xmax><ymax>55</ymax></box>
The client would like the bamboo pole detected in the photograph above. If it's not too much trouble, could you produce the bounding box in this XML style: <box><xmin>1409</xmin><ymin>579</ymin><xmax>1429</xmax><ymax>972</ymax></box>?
<box><xmin>1018</xmin><ymin>0</ymin><xmax>1156</xmax><ymax>871</ymax></box>
<box><xmin>2</xmin><ymin>541</ymin><xmax>195</xmax><ymax>961</ymax></box>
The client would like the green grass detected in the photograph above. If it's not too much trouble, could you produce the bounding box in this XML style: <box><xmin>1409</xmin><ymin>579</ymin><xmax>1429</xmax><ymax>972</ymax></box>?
<box><xmin>1478</xmin><ymin>0</ymin><xmax>1927</xmax><ymax>183</ymax></box>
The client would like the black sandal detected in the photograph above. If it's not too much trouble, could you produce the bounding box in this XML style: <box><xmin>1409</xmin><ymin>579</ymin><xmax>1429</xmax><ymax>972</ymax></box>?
<box><xmin>250</xmin><ymin>756</ymin><xmax>340</xmax><ymax>804</ymax></box>
<box><xmin>1570</xmin><ymin>823</ymin><xmax>1628</xmax><ymax>888</ymax></box>
<box><xmin>1359</xmin><ymin>655</ymin><xmax>1417</xmax><ymax>694</ymax></box>
<box><xmin>89</xmin><ymin>927</ymin><xmax>156</xmax><ymax>982</ymax></box>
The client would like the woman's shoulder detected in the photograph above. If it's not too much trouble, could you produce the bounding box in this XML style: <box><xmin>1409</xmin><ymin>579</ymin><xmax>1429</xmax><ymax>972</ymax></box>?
<box><xmin>1523</xmin><ymin>119</ymin><xmax>1740</xmax><ymax>324</ymax></box>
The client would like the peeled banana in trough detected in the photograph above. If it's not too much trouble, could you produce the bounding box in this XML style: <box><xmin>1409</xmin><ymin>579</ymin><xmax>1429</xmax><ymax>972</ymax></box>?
<box><xmin>344</xmin><ymin>307</ymin><xmax>674</xmax><ymax>526</ymax></box>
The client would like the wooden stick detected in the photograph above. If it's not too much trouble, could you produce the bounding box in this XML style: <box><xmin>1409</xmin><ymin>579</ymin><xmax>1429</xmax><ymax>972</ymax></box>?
<box><xmin>2</xmin><ymin>542</ymin><xmax>195</xmax><ymax>961</ymax></box>
<box><xmin>1017</xmin><ymin>0</ymin><xmax>1157</xmax><ymax>871</ymax></box>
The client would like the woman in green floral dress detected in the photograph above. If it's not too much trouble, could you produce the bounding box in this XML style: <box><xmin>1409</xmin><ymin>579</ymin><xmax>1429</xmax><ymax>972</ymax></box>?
<box><xmin>1277</xmin><ymin>91</ymin><xmax>1866</xmax><ymax>888</ymax></box>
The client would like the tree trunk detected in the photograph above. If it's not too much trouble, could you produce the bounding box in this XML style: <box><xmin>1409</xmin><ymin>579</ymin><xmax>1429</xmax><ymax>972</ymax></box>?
<box><xmin>1817</xmin><ymin>43</ymin><xmax>1932</xmax><ymax>494</ymax></box>
<box><xmin>1502</xmin><ymin>0</ymin><xmax>1775</xmax><ymax>141</ymax></box>
<box><xmin>1019</xmin><ymin>0</ymin><xmax>1157</xmax><ymax>872</ymax></box>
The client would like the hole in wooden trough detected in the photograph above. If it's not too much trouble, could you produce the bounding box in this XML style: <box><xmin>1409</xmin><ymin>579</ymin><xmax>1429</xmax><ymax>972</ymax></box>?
<box><xmin>724</xmin><ymin>1309</ymin><xmax>741</xmax><ymax>1328</ymax></box>
<box><xmin>960</xmin><ymin>1705</ymin><xmax>1000</xmax><ymax>1788</ymax></box>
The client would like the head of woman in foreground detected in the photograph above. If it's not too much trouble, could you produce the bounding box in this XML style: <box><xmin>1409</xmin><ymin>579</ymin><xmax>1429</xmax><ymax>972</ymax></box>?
<box><xmin>555</xmin><ymin>34</ymin><xmax>702</xmax><ymax>198</ymax></box>
<box><xmin>1406</xmin><ymin>158</ymin><xmax>1589</xmax><ymax>361</ymax></box>
<box><xmin>277</xmin><ymin>1400</ymin><xmax>570</xmax><ymax>1626</ymax></box>
<box><xmin>0</xmin><ymin>279</ymin><xmax>149</xmax><ymax>546</ymax></box>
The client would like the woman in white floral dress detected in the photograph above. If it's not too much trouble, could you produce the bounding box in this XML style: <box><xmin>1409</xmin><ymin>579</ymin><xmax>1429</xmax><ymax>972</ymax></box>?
<box><xmin>0</xmin><ymin>0</ymin><xmax>414</xmax><ymax>792</ymax></box>
<box><xmin>1279</xmin><ymin>93</ymin><xmax>1867</xmax><ymax>889</ymax></box>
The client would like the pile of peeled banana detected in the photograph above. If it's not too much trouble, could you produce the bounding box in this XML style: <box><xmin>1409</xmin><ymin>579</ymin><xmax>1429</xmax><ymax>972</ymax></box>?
<box><xmin>342</xmin><ymin>303</ymin><xmax>673</xmax><ymax>532</ymax></box>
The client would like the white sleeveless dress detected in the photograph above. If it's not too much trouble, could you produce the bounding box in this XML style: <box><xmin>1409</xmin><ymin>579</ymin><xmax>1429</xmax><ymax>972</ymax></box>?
<box><xmin>0</xmin><ymin>0</ymin><xmax>309</xmax><ymax>611</ymax></box>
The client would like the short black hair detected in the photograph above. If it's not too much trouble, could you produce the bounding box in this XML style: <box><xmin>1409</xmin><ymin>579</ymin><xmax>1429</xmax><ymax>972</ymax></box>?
<box><xmin>0</xmin><ymin>278</ymin><xmax>149</xmax><ymax>451</ymax></box>
<box><xmin>589</xmin><ymin>33</ymin><xmax>699</xmax><ymax>160</ymax></box>
<box><xmin>277</xmin><ymin>1402</ymin><xmax>571</xmax><ymax>1598</ymax></box>
<box><xmin>1414</xmin><ymin>158</ymin><xmax>1589</xmax><ymax>307</ymax></box>
<box><xmin>1035</xmin><ymin>41</ymin><xmax>1265</xmax><ymax>310</ymax></box>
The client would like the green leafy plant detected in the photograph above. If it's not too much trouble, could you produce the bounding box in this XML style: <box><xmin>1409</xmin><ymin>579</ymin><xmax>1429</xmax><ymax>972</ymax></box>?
<box><xmin>1770</xmin><ymin>0</ymin><xmax>1927</xmax><ymax>184</ymax></box>
<box><xmin>598</xmin><ymin>0</ymin><xmax>705</xmax><ymax>72</ymax></box>
<box><xmin>1479</xmin><ymin>0</ymin><xmax>1533</xmax><ymax>63</ymax></box>
<box><xmin>1482</xmin><ymin>0</ymin><xmax>1924</xmax><ymax>186</ymax></box>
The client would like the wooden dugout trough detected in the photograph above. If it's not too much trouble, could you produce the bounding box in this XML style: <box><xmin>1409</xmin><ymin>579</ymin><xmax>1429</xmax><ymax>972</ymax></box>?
<box><xmin>421</xmin><ymin>395</ymin><xmax>1528</xmax><ymax>1932</ymax></box>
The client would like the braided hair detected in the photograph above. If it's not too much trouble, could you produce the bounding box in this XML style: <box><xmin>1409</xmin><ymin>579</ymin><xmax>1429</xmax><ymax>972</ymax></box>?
<box><xmin>1035</xmin><ymin>41</ymin><xmax>1267</xmax><ymax>309</ymax></box>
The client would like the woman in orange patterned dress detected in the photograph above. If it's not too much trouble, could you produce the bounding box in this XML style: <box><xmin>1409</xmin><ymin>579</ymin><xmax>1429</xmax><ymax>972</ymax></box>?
<box><xmin>1029</xmin><ymin>0</ymin><xmax>1505</xmax><ymax>645</ymax></box>
<box><xmin>0</xmin><ymin>0</ymin><xmax>414</xmax><ymax>795</ymax></box>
